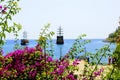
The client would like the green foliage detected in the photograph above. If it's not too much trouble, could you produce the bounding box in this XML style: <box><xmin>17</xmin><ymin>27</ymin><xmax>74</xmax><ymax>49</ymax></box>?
<box><xmin>105</xmin><ymin>26</ymin><xmax>120</xmax><ymax>42</ymax></box>
<box><xmin>0</xmin><ymin>0</ymin><xmax>4</xmax><ymax>2</ymax></box>
<box><xmin>112</xmin><ymin>43</ymin><xmax>120</xmax><ymax>67</ymax></box>
<box><xmin>0</xmin><ymin>1</ymin><xmax>119</xmax><ymax>79</ymax></box>
<box><xmin>77</xmin><ymin>44</ymin><xmax>111</xmax><ymax>80</ymax></box>
<box><xmin>12</xmin><ymin>22</ymin><xmax>22</xmax><ymax>50</ymax></box>
<box><xmin>105</xmin><ymin>67</ymin><xmax>120</xmax><ymax>79</ymax></box>
<box><xmin>109</xmin><ymin>33</ymin><xmax>116</xmax><ymax>38</ymax></box>
<box><xmin>0</xmin><ymin>45</ymin><xmax>80</xmax><ymax>80</ymax></box>
<box><xmin>104</xmin><ymin>21</ymin><xmax>120</xmax><ymax>79</ymax></box>
<box><xmin>38</xmin><ymin>23</ymin><xmax>55</xmax><ymax>56</ymax></box>
<box><xmin>0</xmin><ymin>24</ymin><xmax>117</xmax><ymax>79</ymax></box>
<box><xmin>0</xmin><ymin>0</ymin><xmax>21</xmax><ymax>48</ymax></box>
<box><xmin>68</xmin><ymin>34</ymin><xmax>91</xmax><ymax>59</ymax></box>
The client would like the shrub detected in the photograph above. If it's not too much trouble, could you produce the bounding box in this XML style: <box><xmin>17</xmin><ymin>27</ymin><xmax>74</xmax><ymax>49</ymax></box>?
<box><xmin>0</xmin><ymin>44</ymin><xmax>81</xmax><ymax>80</ymax></box>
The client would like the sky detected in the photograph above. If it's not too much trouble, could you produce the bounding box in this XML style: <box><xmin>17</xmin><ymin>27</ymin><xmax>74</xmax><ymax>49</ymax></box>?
<box><xmin>6</xmin><ymin>0</ymin><xmax>120</xmax><ymax>39</ymax></box>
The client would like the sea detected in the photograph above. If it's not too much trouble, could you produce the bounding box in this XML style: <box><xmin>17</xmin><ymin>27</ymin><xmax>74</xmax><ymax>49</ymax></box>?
<box><xmin>2</xmin><ymin>39</ymin><xmax>116</xmax><ymax>63</ymax></box>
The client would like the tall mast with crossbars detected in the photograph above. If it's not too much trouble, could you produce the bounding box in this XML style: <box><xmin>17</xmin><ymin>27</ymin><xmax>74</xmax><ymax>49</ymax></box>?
<box><xmin>56</xmin><ymin>26</ymin><xmax>64</xmax><ymax>44</ymax></box>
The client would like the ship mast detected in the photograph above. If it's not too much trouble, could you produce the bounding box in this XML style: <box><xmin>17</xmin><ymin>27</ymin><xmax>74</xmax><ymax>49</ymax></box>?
<box><xmin>23</xmin><ymin>31</ymin><xmax>27</xmax><ymax>39</ymax></box>
<box><xmin>56</xmin><ymin>26</ymin><xmax>64</xmax><ymax>44</ymax></box>
<box><xmin>21</xmin><ymin>31</ymin><xmax>29</xmax><ymax>45</ymax></box>
<box><xmin>57</xmin><ymin>26</ymin><xmax>63</xmax><ymax>36</ymax></box>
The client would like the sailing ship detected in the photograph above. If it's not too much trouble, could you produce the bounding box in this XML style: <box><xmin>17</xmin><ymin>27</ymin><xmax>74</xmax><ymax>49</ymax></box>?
<box><xmin>21</xmin><ymin>31</ymin><xmax>29</xmax><ymax>45</ymax></box>
<box><xmin>56</xmin><ymin>26</ymin><xmax>64</xmax><ymax>44</ymax></box>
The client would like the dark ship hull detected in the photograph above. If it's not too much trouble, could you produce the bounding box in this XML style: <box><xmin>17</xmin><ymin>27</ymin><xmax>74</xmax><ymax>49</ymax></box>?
<box><xmin>21</xmin><ymin>39</ymin><xmax>29</xmax><ymax>45</ymax></box>
<box><xmin>56</xmin><ymin>36</ymin><xmax>64</xmax><ymax>44</ymax></box>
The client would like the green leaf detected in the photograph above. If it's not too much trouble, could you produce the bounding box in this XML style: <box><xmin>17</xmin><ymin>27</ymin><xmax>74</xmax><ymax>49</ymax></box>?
<box><xmin>8</xmin><ymin>15</ymin><xmax>12</xmax><ymax>20</ymax></box>
<box><xmin>2</xmin><ymin>32</ymin><xmax>6</xmax><ymax>38</ymax></box>
<box><xmin>0</xmin><ymin>61</ymin><xmax>2</xmax><ymax>67</ymax></box>
<box><xmin>0</xmin><ymin>40</ymin><xmax>4</xmax><ymax>46</ymax></box>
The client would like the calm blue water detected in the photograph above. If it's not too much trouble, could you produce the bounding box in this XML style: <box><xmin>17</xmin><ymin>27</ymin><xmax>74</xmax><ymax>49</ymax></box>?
<box><xmin>2</xmin><ymin>39</ymin><xmax>116</xmax><ymax>63</ymax></box>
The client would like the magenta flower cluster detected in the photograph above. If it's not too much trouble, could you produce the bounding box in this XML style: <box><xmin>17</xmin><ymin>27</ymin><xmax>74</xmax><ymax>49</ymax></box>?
<box><xmin>52</xmin><ymin>60</ymin><xmax>69</xmax><ymax>75</ymax></box>
<box><xmin>93</xmin><ymin>68</ymin><xmax>104</xmax><ymax>77</ymax></box>
<box><xmin>0</xmin><ymin>5</ymin><xmax>7</xmax><ymax>14</ymax></box>
<box><xmin>0</xmin><ymin>45</ymin><xmax>43</xmax><ymax>79</ymax></box>
<box><xmin>0</xmin><ymin>44</ymin><xmax>80</xmax><ymax>79</ymax></box>
<box><xmin>73</xmin><ymin>59</ymin><xmax>80</xmax><ymax>66</ymax></box>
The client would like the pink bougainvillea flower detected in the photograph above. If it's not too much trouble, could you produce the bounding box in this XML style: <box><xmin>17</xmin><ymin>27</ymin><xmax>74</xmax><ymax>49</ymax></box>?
<box><xmin>25</xmin><ymin>47</ymin><xmax>35</xmax><ymax>54</ymax></box>
<box><xmin>0</xmin><ymin>5</ymin><xmax>2</xmax><ymax>9</ymax></box>
<box><xmin>35</xmin><ymin>44</ymin><xmax>43</xmax><ymax>52</ymax></box>
<box><xmin>59</xmin><ymin>60</ymin><xmax>69</xmax><ymax>69</ymax></box>
<box><xmin>3</xmin><ymin>7</ymin><xmax>7</xmax><ymax>10</ymax></box>
<box><xmin>57</xmin><ymin>68</ymin><xmax>64</xmax><ymax>75</ymax></box>
<box><xmin>73</xmin><ymin>59</ymin><xmax>80</xmax><ymax>66</ymax></box>
<box><xmin>29</xmin><ymin>70</ymin><xmax>37</xmax><ymax>79</ymax></box>
<box><xmin>47</xmin><ymin>56</ymin><xmax>53</xmax><ymax>62</ymax></box>
<box><xmin>93</xmin><ymin>68</ymin><xmax>104</xmax><ymax>77</ymax></box>
<box><xmin>100</xmin><ymin>68</ymin><xmax>104</xmax><ymax>72</ymax></box>
<box><xmin>4</xmin><ymin>52</ymin><xmax>13</xmax><ymax>58</ymax></box>
<box><xmin>67</xmin><ymin>74</ymin><xmax>76</xmax><ymax>80</ymax></box>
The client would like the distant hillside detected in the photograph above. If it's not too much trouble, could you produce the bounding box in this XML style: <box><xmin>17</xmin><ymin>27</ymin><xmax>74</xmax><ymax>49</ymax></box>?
<box><xmin>104</xmin><ymin>26</ymin><xmax>120</xmax><ymax>43</ymax></box>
